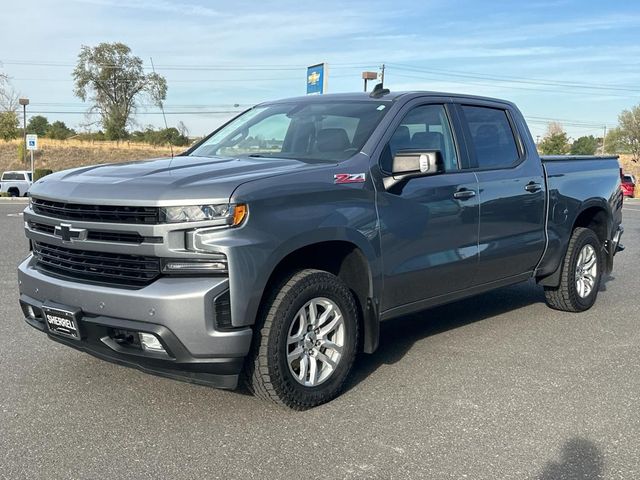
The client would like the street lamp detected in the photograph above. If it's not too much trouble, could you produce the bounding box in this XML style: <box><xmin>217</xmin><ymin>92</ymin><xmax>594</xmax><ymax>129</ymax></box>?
<box><xmin>19</xmin><ymin>98</ymin><xmax>29</xmax><ymax>165</ymax></box>
<box><xmin>361</xmin><ymin>71</ymin><xmax>378</xmax><ymax>92</ymax></box>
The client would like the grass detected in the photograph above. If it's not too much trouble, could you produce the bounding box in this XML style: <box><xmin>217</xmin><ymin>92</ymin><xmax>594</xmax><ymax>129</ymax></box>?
<box><xmin>0</xmin><ymin>138</ymin><xmax>176</xmax><ymax>174</ymax></box>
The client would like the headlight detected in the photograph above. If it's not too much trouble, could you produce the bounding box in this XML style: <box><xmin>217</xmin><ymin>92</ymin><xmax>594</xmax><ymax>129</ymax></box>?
<box><xmin>160</xmin><ymin>203</ymin><xmax>247</xmax><ymax>226</ymax></box>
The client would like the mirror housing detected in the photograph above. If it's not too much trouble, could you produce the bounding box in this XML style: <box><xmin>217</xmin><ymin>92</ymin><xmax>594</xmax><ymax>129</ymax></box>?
<box><xmin>383</xmin><ymin>149</ymin><xmax>444</xmax><ymax>189</ymax></box>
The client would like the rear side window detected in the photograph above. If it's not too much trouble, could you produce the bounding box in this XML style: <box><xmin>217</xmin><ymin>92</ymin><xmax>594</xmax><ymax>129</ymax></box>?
<box><xmin>461</xmin><ymin>106</ymin><xmax>520</xmax><ymax>169</ymax></box>
<box><xmin>2</xmin><ymin>172</ymin><xmax>24</xmax><ymax>181</ymax></box>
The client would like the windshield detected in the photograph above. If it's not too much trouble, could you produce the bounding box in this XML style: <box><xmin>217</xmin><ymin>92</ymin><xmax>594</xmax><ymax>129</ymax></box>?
<box><xmin>189</xmin><ymin>100</ymin><xmax>391</xmax><ymax>162</ymax></box>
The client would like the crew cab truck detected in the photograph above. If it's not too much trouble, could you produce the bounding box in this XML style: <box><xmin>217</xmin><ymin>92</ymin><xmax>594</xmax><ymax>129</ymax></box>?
<box><xmin>18</xmin><ymin>90</ymin><xmax>624</xmax><ymax>409</ymax></box>
<box><xmin>1</xmin><ymin>170</ymin><xmax>32</xmax><ymax>197</ymax></box>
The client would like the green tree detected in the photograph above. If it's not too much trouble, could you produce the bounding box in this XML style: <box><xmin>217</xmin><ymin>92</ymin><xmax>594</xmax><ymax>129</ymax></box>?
<box><xmin>539</xmin><ymin>124</ymin><xmax>570</xmax><ymax>155</ymax></box>
<box><xmin>48</xmin><ymin>121</ymin><xmax>75</xmax><ymax>140</ymax></box>
<box><xmin>0</xmin><ymin>111</ymin><xmax>19</xmax><ymax>141</ymax></box>
<box><xmin>73</xmin><ymin>42</ymin><xmax>167</xmax><ymax>141</ymax></box>
<box><xmin>27</xmin><ymin>115</ymin><xmax>50</xmax><ymax>136</ymax></box>
<box><xmin>570</xmin><ymin>135</ymin><xmax>598</xmax><ymax>155</ymax></box>
<box><xmin>618</xmin><ymin>105</ymin><xmax>640</xmax><ymax>162</ymax></box>
<box><xmin>603</xmin><ymin>127</ymin><xmax>629</xmax><ymax>154</ymax></box>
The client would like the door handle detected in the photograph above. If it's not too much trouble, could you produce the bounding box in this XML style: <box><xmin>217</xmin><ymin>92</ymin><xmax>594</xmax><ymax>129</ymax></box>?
<box><xmin>453</xmin><ymin>189</ymin><xmax>476</xmax><ymax>200</ymax></box>
<box><xmin>525</xmin><ymin>182</ymin><xmax>542</xmax><ymax>193</ymax></box>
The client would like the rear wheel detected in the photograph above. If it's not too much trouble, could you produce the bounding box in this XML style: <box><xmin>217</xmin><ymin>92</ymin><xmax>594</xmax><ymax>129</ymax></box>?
<box><xmin>8</xmin><ymin>188</ymin><xmax>18</xmax><ymax>197</ymax></box>
<box><xmin>544</xmin><ymin>227</ymin><xmax>603</xmax><ymax>312</ymax></box>
<box><xmin>245</xmin><ymin>269</ymin><xmax>359</xmax><ymax>409</ymax></box>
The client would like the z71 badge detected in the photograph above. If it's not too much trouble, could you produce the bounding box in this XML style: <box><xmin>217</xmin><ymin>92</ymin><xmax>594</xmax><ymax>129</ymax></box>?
<box><xmin>334</xmin><ymin>173</ymin><xmax>366</xmax><ymax>184</ymax></box>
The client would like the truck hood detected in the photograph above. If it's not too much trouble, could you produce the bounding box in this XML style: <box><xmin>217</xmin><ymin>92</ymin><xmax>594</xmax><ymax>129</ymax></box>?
<box><xmin>29</xmin><ymin>155</ymin><xmax>327</xmax><ymax>206</ymax></box>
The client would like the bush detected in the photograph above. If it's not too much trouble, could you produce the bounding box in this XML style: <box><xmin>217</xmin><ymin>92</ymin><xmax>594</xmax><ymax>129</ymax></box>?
<box><xmin>0</xmin><ymin>192</ymin><xmax>11</xmax><ymax>197</ymax></box>
<box><xmin>33</xmin><ymin>168</ymin><xmax>53</xmax><ymax>181</ymax></box>
<box><xmin>17</xmin><ymin>142</ymin><xmax>25</xmax><ymax>163</ymax></box>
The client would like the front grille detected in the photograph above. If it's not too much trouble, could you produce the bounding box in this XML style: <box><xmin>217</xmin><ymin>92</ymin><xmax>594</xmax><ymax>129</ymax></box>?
<box><xmin>28</xmin><ymin>221</ymin><xmax>146</xmax><ymax>244</ymax></box>
<box><xmin>32</xmin><ymin>242</ymin><xmax>161</xmax><ymax>288</ymax></box>
<box><xmin>87</xmin><ymin>231</ymin><xmax>144</xmax><ymax>244</ymax></box>
<box><xmin>32</xmin><ymin>198</ymin><xmax>159</xmax><ymax>224</ymax></box>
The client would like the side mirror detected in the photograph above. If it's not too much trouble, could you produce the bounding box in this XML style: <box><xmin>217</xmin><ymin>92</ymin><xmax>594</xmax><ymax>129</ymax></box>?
<box><xmin>383</xmin><ymin>150</ymin><xmax>444</xmax><ymax>190</ymax></box>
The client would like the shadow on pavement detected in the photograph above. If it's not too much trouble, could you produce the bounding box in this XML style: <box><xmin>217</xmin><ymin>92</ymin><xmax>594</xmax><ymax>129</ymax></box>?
<box><xmin>536</xmin><ymin>438</ymin><xmax>604</xmax><ymax>480</ymax></box>
<box><xmin>347</xmin><ymin>280</ymin><xmax>544</xmax><ymax>390</ymax></box>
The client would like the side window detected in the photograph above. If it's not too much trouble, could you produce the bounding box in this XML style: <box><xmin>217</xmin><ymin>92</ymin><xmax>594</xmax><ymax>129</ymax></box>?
<box><xmin>460</xmin><ymin>106</ymin><xmax>520</xmax><ymax>169</ymax></box>
<box><xmin>386</xmin><ymin>104</ymin><xmax>458</xmax><ymax>172</ymax></box>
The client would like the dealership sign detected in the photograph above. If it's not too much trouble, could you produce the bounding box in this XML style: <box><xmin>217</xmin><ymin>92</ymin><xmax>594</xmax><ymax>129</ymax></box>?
<box><xmin>306</xmin><ymin>63</ymin><xmax>328</xmax><ymax>95</ymax></box>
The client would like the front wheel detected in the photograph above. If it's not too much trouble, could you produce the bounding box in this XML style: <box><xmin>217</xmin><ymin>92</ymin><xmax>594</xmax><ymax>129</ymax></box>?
<box><xmin>544</xmin><ymin>227</ymin><xmax>603</xmax><ymax>312</ymax></box>
<box><xmin>245</xmin><ymin>269</ymin><xmax>359</xmax><ymax>409</ymax></box>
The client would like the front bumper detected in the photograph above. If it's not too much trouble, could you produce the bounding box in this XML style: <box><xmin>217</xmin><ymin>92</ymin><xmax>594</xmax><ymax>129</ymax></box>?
<box><xmin>18</xmin><ymin>256</ymin><xmax>253</xmax><ymax>389</ymax></box>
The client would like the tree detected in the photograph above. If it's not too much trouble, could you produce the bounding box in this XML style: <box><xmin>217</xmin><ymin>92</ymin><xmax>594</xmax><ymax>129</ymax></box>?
<box><xmin>0</xmin><ymin>111</ymin><xmax>19</xmax><ymax>141</ymax></box>
<box><xmin>0</xmin><ymin>74</ymin><xmax>20</xmax><ymax>112</ymax></box>
<box><xmin>603</xmin><ymin>127</ymin><xmax>629</xmax><ymax>154</ymax></box>
<box><xmin>539</xmin><ymin>122</ymin><xmax>570</xmax><ymax>155</ymax></box>
<box><xmin>48</xmin><ymin>121</ymin><xmax>75</xmax><ymax>140</ymax></box>
<box><xmin>618</xmin><ymin>105</ymin><xmax>640</xmax><ymax>162</ymax></box>
<box><xmin>570</xmin><ymin>135</ymin><xmax>598</xmax><ymax>155</ymax></box>
<box><xmin>73</xmin><ymin>42</ymin><xmax>167</xmax><ymax>140</ymax></box>
<box><xmin>27</xmin><ymin>115</ymin><xmax>50</xmax><ymax>136</ymax></box>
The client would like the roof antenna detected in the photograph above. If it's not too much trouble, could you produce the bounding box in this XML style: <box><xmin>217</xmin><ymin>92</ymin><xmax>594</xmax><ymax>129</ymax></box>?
<box><xmin>150</xmin><ymin>57</ymin><xmax>173</xmax><ymax>158</ymax></box>
<box><xmin>369</xmin><ymin>82</ymin><xmax>390</xmax><ymax>98</ymax></box>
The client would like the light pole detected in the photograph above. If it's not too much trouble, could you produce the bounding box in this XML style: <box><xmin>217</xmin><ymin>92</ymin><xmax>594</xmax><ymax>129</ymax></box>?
<box><xmin>361</xmin><ymin>71</ymin><xmax>378</xmax><ymax>92</ymax></box>
<box><xmin>19</xmin><ymin>98</ymin><xmax>29</xmax><ymax>165</ymax></box>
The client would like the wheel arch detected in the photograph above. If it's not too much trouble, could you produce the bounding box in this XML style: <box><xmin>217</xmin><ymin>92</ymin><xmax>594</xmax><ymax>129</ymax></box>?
<box><xmin>538</xmin><ymin>199</ymin><xmax>612</xmax><ymax>287</ymax></box>
<box><xmin>256</xmin><ymin>232</ymin><xmax>380</xmax><ymax>354</ymax></box>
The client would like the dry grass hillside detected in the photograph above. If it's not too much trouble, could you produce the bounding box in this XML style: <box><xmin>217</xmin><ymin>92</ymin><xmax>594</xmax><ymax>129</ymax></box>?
<box><xmin>0</xmin><ymin>138</ymin><xmax>175</xmax><ymax>173</ymax></box>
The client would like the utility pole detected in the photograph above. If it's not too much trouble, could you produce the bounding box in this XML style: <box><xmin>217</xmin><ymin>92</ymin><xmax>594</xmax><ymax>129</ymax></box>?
<box><xmin>19</xmin><ymin>98</ymin><xmax>29</xmax><ymax>165</ymax></box>
<box><xmin>602</xmin><ymin>125</ymin><xmax>607</xmax><ymax>154</ymax></box>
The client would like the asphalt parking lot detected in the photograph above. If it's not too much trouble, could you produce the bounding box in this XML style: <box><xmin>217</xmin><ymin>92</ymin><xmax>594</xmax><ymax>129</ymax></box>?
<box><xmin>1</xmin><ymin>199</ymin><xmax>639</xmax><ymax>480</ymax></box>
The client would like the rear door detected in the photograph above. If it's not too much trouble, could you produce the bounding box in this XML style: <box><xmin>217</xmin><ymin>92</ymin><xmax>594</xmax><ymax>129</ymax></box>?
<box><xmin>375</xmin><ymin>100</ymin><xmax>480</xmax><ymax>311</ymax></box>
<box><xmin>456</xmin><ymin>102</ymin><xmax>546</xmax><ymax>284</ymax></box>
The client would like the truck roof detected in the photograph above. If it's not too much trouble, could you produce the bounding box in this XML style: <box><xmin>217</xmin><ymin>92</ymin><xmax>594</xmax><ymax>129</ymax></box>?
<box><xmin>263</xmin><ymin>90</ymin><xmax>517</xmax><ymax>108</ymax></box>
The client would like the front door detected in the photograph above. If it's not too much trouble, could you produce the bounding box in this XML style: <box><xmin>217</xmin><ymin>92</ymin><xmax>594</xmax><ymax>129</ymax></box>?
<box><xmin>376</xmin><ymin>103</ymin><xmax>480</xmax><ymax>312</ymax></box>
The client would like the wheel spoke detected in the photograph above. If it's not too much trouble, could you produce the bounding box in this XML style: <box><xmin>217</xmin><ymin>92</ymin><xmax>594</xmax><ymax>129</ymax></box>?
<box><xmin>319</xmin><ymin>314</ymin><xmax>342</xmax><ymax>337</ymax></box>
<box><xmin>308</xmin><ymin>301</ymin><xmax>318</xmax><ymax>327</ymax></box>
<box><xmin>316</xmin><ymin>303</ymin><xmax>334</xmax><ymax>328</ymax></box>
<box><xmin>321</xmin><ymin>339</ymin><xmax>343</xmax><ymax>355</ymax></box>
<box><xmin>308</xmin><ymin>356</ymin><xmax>318</xmax><ymax>385</ymax></box>
<box><xmin>298</xmin><ymin>354</ymin><xmax>308</xmax><ymax>382</ymax></box>
<box><xmin>316</xmin><ymin>350</ymin><xmax>337</xmax><ymax>370</ymax></box>
<box><xmin>287</xmin><ymin>346</ymin><xmax>304</xmax><ymax>362</ymax></box>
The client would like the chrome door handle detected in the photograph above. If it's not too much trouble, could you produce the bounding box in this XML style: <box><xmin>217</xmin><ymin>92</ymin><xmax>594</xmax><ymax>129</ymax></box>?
<box><xmin>453</xmin><ymin>189</ymin><xmax>476</xmax><ymax>200</ymax></box>
<box><xmin>525</xmin><ymin>182</ymin><xmax>542</xmax><ymax>193</ymax></box>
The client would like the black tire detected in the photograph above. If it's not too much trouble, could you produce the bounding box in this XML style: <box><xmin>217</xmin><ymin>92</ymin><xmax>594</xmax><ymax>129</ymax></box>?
<box><xmin>245</xmin><ymin>269</ymin><xmax>359</xmax><ymax>410</ymax></box>
<box><xmin>8</xmin><ymin>188</ymin><xmax>18</xmax><ymax>198</ymax></box>
<box><xmin>544</xmin><ymin>227</ymin><xmax>603</xmax><ymax>312</ymax></box>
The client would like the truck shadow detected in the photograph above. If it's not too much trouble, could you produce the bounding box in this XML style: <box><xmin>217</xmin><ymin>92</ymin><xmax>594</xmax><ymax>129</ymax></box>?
<box><xmin>347</xmin><ymin>280</ymin><xmax>544</xmax><ymax>390</ymax></box>
<box><xmin>535</xmin><ymin>437</ymin><xmax>604</xmax><ymax>480</ymax></box>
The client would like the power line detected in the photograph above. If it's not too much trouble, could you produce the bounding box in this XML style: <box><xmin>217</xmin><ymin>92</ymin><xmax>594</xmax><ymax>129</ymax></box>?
<box><xmin>386</xmin><ymin>62</ymin><xmax>640</xmax><ymax>94</ymax></box>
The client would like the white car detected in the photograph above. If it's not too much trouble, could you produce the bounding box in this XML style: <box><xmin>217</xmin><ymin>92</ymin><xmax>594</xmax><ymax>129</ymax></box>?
<box><xmin>0</xmin><ymin>171</ymin><xmax>32</xmax><ymax>197</ymax></box>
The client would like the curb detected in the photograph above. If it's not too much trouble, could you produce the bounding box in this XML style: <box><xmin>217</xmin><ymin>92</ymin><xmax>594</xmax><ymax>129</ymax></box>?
<box><xmin>0</xmin><ymin>198</ymin><xmax>29</xmax><ymax>204</ymax></box>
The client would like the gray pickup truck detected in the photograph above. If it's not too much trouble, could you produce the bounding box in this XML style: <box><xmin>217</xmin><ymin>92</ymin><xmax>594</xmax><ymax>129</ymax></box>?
<box><xmin>18</xmin><ymin>89</ymin><xmax>624</xmax><ymax>409</ymax></box>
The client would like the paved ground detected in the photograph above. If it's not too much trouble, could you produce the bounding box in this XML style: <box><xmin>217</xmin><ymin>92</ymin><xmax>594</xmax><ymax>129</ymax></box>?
<box><xmin>1</xmin><ymin>200</ymin><xmax>639</xmax><ymax>480</ymax></box>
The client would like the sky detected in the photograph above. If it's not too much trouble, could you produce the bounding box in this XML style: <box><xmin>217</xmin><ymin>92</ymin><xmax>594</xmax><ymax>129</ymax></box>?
<box><xmin>1</xmin><ymin>0</ymin><xmax>639</xmax><ymax>139</ymax></box>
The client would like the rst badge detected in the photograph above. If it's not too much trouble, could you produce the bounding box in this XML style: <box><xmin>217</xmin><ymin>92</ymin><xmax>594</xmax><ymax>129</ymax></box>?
<box><xmin>334</xmin><ymin>173</ymin><xmax>366</xmax><ymax>184</ymax></box>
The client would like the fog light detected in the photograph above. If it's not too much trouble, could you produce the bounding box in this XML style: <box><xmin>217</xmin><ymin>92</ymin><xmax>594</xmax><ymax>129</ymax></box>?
<box><xmin>139</xmin><ymin>332</ymin><xmax>166</xmax><ymax>353</ymax></box>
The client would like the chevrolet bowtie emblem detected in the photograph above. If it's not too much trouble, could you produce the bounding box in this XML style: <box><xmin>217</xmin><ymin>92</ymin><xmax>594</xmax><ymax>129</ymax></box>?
<box><xmin>308</xmin><ymin>71</ymin><xmax>320</xmax><ymax>85</ymax></box>
<box><xmin>54</xmin><ymin>223</ymin><xmax>88</xmax><ymax>243</ymax></box>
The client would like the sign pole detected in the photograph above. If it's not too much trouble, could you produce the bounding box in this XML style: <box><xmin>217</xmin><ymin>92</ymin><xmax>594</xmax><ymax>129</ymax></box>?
<box><xmin>30</xmin><ymin>150</ymin><xmax>34</xmax><ymax>180</ymax></box>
